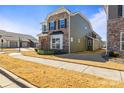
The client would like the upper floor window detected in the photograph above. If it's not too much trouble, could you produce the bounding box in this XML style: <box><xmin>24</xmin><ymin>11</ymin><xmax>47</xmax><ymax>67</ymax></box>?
<box><xmin>84</xmin><ymin>26</ymin><xmax>88</xmax><ymax>30</ymax></box>
<box><xmin>118</xmin><ymin>5</ymin><xmax>122</xmax><ymax>17</ymax></box>
<box><xmin>49</xmin><ymin>21</ymin><xmax>56</xmax><ymax>30</ymax></box>
<box><xmin>42</xmin><ymin>25</ymin><xmax>47</xmax><ymax>32</ymax></box>
<box><xmin>92</xmin><ymin>33</ymin><xmax>96</xmax><ymax>38</ymax></box>
<box><xmin>50</xmin><ymin>17</ymin><xmax>54</xmax><ymax>21</ymax></box>
<box><xmin>58</xmin><ymin>19</ymin><xmax>67</xmax><ymax>29</ymax></box>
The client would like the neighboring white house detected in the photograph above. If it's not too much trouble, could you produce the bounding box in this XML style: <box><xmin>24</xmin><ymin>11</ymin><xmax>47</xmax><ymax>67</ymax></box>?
<box><xmin>0</xmin><ymin>30</ymin><xmax>38</xmax><ymax>48</ymax></box>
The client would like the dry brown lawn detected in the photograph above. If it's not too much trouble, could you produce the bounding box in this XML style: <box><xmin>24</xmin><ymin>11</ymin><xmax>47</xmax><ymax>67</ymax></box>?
<box><xmin>22</xmin><ymin>51</ymin><xmax>124</xmax><ymax>71</ymax></box>
<box><xmin>0</xmin><ymin>54</ymin><xmax>124</xmax><ymax>88</ymax></box>
<box><xmin>1</xmin><ymin>48</ymin><xmax>19</xmax><ymax>53</ymax></box>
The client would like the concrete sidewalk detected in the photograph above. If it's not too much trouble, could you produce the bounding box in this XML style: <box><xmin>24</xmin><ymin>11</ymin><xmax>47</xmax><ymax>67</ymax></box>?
<box><xmin>9</xmin><ymin>53</ymin><xmax>124</xmax><ymax>81</ymax></box>
<box><xmin>0</xmin><ymin>73</ymin><xmax>21</xmax><ymax>88</ymax></box>
<box><xmin>0</xmin><ymin>67</ymin><xmax>37</xmax><ymax>88</ymax></box>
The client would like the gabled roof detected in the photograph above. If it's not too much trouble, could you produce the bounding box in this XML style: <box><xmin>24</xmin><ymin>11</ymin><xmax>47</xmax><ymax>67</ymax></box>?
<box><xmin>0</xmin><ymin>30</ymin><xmax>38</xmax><ymax>43</ymax></box>
<box><xmin>43</xmin><ymin>7</ymin><xmax>94</xmax><ymax>31</ymax></box>
<box><xmin>71</xmin><ymin>12</ymin><xmax>94</xmax><ymax>32</ymax></box>
<box><xmin>45</xmin><ymin>7</ymin><xmax>71</xmax><ymax>21</ymax></box>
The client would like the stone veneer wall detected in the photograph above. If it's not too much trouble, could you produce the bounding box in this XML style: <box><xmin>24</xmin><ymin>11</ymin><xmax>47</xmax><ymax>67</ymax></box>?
<box><xmin>107</xmin><ymin>17</ymin><xmax>124</xmax><ymax>55</ymax></box>
<box><xmin>39</xmin><ymin>36</ymin><xmax>49</xmax><ymax>50</ymax></box>
<box><xmin>47</xmin><ymin>12</ymin><xmax>69</xmax><ymax>52</ymax></box>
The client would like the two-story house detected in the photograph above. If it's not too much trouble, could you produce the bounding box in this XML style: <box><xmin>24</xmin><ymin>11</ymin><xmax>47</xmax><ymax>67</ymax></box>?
<box><xmin>105</xmin><ymin>5</ymin><xmax>124</xmax><ymax>55</ymax></box>
<box><xmin>38</xmin><ymin>7</ymin><xmax>102</xmax><ymax>53</ymax></box>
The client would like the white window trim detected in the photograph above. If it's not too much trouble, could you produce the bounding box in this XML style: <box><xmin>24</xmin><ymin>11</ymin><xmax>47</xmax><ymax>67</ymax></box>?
<box><xmin>42</xmin><ymin>24</ymin><xmax>47</xmax><ymax>32</ymax></box>
<box><xmin>122</xmin><ymin>5</ymin><xmax>124</xmax><ymax>17</ymax></box>
<box><xmin>42</xmin><ymin>22</ymin><xmax>48</xmax><ymax>32</ymax></box>
<box><xmin>49</xmin><ymin>21</ymin><xmax>55</xmax><ymax>30</ymax></box>
<box><xmin>59</xmin><ymin>18</ymin><xmax>65</xmax><ymax>28</ymax></box>
<box><xmin>50</xmin><ymin>34</ymin><xmax>63</xmax><ymax>50</ymax></box>
<box><xmin>68</xmin><ymin>15</ymin><xmax>70</xmax><ymax>53</ymax></box>
<box><xmin>120</xmin><ymin>32</ymin><xmax>124</xmax><ymax>51</ymax></box>
<box><xmin>70</xmin><ymin>37</ymin><xmax>73</xmax><ymax>42</ymax></box>
<box><xmin>84</xmin><ymin>26</ymin><xmax>88</xmax><ymax>30</ymax></box>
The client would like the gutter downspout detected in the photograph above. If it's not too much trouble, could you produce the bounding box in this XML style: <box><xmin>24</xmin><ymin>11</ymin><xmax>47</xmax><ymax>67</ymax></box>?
<box><xmin>68</xmin><ymin>15</ymin><xmax>71</xmax><ymax>54</ymax></box>
<box><xmin>106</xmin><ymin>20</ymin><xmax>108</xmax><ymax>55</ymax></box>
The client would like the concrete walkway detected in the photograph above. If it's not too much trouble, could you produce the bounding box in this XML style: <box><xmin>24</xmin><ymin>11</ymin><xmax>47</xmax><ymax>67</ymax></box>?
<box><xmin>9</xmin><ymin>53</ymin><xmax>124</xmax><ymax>81</ymax></box>
<box><xmin>0</xmin><ymin>67</ymin><xmax>37</xmax><ymax>88</ymax></box>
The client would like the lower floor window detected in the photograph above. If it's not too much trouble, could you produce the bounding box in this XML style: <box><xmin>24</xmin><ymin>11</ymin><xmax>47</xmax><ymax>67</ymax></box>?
<box><xmin>52</xmin><ymin>44</ymin><xmax>55</xmax><ymax>49</ymax></box>
<box><xmin>52</xmin><ymin>38</ymin><xmax>60</xmax><ymax>49</ymax></box>
<box><xmin>121</xmin><ymin>42</ymin><xmax>124</xmax><ymax>50</ymax></box>
<box><xmin>120</xmin><ymin>32</ymin><xmax>124</xmax><ymax>50</ymax></box>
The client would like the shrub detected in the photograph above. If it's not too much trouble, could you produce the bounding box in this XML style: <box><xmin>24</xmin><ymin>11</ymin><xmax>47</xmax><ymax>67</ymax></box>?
<box><xmin>37</xmin><ymin>50</ymin><xmax>54</xmax><ymax>55</ymax></box>
<box><xmin>34</xmin><ymin>48</ymin><xmax>38</xmax><ymax>52</ymax></box>
<box><xmin>36</xmin><ymin>49</ymin><xmax>67</xmax><ymax>55</ymax></box>
<box><xmin>52</xmin><ymin>50</ymin><xmax>67</xmax><ymax>55</ymax></box>
<box><xmin>108</xmin><ymin>51</ymin><xmax>119</xmax><ymax>57</ymax></box>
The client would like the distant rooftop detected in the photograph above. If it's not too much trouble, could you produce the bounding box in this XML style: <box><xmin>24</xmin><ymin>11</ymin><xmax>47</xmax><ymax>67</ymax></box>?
<box><xmin>0</xmin><ymin>30</ymin><xmax>38</xmax><ymax>43</ymax></box>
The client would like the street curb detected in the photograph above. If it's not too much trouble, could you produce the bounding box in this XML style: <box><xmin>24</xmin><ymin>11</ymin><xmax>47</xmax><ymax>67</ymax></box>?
<box><xmin>0</xmin><ymin>67</ymin><xmax>37</xmax><ymax>88</ymax></box>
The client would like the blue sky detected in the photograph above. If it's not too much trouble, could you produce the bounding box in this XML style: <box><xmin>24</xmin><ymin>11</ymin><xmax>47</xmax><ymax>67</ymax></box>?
<box><xmin>0</xmin><ymin>5</ymin><xmax>106</xmax><ymax>41</ymax></box>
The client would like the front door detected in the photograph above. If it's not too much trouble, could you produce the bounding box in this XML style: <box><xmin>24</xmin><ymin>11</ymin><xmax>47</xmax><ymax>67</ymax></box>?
<box><xmin>87</xmin><ymin>37</ymin><xmax>93</xmax><ymax>51</ymax></box>
<box><xmin>41</xmin><ymin>37</ymin><xmax>48</xmax><ymax>50</ymax></box>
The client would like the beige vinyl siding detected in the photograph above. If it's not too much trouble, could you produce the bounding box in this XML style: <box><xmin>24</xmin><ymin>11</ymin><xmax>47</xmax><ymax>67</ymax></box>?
<box><xmin>93</xmin><ymin>39</ymin><xmax>100</xmax><ymax>51</ymax></box>
<box><xmin>70</xmin><ymin>14</ymin><xmax>91</xmax><ymax>53</ymax></box>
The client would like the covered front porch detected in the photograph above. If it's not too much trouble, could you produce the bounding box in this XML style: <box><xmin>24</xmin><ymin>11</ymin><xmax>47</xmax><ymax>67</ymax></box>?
<box><xmin>86</xmin><ymin>32</ymin><xmax>102</xmax><ymax>51</ymax></box>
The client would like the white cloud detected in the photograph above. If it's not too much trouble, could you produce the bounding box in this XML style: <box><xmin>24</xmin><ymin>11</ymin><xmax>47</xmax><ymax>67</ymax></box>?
<box><xmin>90</xmin><ymin>8</ymin><xmax>107</xmax><ymax>41</ymax></box>
<box><xmin>0</xmin><ymin>15</ymin><xmax>39</xmax><ymax>37</ymax></box>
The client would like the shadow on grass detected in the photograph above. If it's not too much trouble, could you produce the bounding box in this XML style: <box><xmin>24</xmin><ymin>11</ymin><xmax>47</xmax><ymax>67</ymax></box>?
<box><xmin>56</xmin><ymin>52</ymin><xmax>108</xmax><ymax>63</ymax></box>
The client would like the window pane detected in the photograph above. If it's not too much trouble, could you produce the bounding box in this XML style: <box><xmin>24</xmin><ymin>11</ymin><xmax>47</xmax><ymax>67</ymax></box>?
<box><xmin>122</xmin><ymin>33</ymin><xmax>124</xmax><ymax>41</ymax></box>
<box><xmin>50</xmin><ymin>21</ymin><xmax>55</xmax><ymax>30</ymax></box>
<box><xmin>52</xmin><ymin>38</ymin><xmax>61</xmax><ymax>49</ymax></box>
<box><xmin>56</xmin><ymin>44</ymin><xmax>60</xmax><ymax>49</ymax></box>
<box><xmin>42</xmin><ymin>25</ymin><xmax>46</xmax><ymax>31</ymax></box>
<box><xmin>122</xmin><ymin>42</ymin><xmax>124</xmax><ymax>50</ymax></box>
<box><xmin>84</xmin><ymin>26</ymin><xmax>87</xmax><ymax>30</ymax></box>
<box><xmin>56</xmin><ymin>38</ymin><xmax>60</xmax><ymax>43</ymax></box>
<box><xmin>52</xmin><ymin>39</ymin><xmax>55</xmax><ymax>43</ymax></box>
<box><xmin>59</xmin><ymin>19</ymin><xmax>65</xmax><ymax>28</ymax></box>
<box><xmin>52</xmin><ymin>44</ymin><xmax>55</xmax><ymax>49</ymax></box>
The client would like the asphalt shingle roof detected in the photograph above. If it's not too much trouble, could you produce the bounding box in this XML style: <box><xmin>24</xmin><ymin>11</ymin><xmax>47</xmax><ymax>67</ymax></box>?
<box><xmin>0</xmin><ymin>30</ymin><xmax>38</xmax><ymax>43</ymax></box>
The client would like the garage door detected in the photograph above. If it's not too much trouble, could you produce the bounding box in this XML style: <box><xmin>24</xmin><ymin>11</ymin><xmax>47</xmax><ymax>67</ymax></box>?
<box><xmin>21</xmin><ymin>42</ymin><xmax>28</xmax><ymax>48</ymax></box>
<box><xmin>10</xmin><ymin>41</ymin><xmax>18</xmax><ymax>48</ymax></box>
